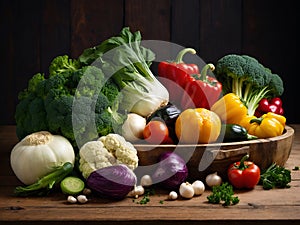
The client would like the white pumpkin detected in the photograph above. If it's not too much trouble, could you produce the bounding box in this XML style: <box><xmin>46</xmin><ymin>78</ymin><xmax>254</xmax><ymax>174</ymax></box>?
<box><xmin>10</xmin><ymin>131</ymin><xmax>75</xmax><ymax>185</ymax></box>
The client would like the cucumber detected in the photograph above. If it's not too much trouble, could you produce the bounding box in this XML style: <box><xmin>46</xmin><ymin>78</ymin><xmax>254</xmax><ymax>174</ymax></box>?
<box><xmin>220</xmin><ymin>124</ymin><xmax>257</xmax><ymax>142</ymax></box>
<box><xmin>60</xmin><ymin>176</ymin><xmax>85</xmax><ymax>195</ymax></box>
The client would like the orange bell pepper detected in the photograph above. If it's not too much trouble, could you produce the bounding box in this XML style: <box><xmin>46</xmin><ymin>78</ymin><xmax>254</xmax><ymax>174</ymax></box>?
<box><xmin>175</xmin><ymin>108</ymin><xmax>221</xmax><ymax>144</ymax></box>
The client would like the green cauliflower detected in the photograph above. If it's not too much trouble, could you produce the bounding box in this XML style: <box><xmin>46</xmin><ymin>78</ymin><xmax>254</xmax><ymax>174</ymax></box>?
<box><xmin>79</xmin><ymin>133</ymin><xmax>139</xmax><ymax>179</ymax></box>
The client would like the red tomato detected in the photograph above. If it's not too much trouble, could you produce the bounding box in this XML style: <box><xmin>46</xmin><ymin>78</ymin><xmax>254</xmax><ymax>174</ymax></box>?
<box><xmin>143</xmin><ymin>120</ymin><xmax>172</xmax><ymax>144</ymax></box>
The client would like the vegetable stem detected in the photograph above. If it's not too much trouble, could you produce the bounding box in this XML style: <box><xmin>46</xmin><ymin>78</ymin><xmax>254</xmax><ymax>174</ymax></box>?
<box><xmin>175</xmin><ymin>48</ymin><xmax>196</xmax><ymax>63</ymax></box>
<box><xmin>236</xmin><ymin>154</ymin><xmax>250</xmax><ymax>170</ymax></box>
<box><xmin>200</xmin><ymin>63</ymin><xmax>215</xmax><ymax>82</ymax></box>
<box><xmin>14</xmin><ymin>162</ymin><xmax>74</xmax><ymax>196</ymax></box>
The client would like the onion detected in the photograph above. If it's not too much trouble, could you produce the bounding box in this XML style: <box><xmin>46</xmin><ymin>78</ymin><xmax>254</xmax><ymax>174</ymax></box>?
<box><xmin>205</xmin><ymin>172</ymin><xmax>222</xmax><ymax>187</ymax></box>
<box><xmin>152</xmin><ymin>151</ymin><xmax>188</xmax><ymax>189</ymax></box>
<box><xmin>86</xmin><ymin>164</ymin><xmax>137</xmax><ymax>199</ymax></box>
<box><xmin>121</xmin><ymin>113</ymin><xmax>146</xmax><ymax>142</ymax></box>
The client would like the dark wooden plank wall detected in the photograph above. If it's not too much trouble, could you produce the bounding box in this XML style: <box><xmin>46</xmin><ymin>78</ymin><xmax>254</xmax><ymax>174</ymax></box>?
<box><xmin>1</xmin><ymin>0</ymin><xmax>298</xmax><ymax>125</ymax></box>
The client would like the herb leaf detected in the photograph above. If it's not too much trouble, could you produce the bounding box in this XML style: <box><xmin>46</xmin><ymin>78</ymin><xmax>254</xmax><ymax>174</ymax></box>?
<box><xmin>207</xmin><ymin>182</ymin><xmax>239</xmax><ymax>206</ymax></box>
<box><xmin>259</xmin><ymin>163</ymin><xmax>291</xmax><ymax>190</ymax></box>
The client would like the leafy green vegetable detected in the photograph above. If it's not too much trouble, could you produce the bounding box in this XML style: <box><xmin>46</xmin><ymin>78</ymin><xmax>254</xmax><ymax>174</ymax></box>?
<box><xmin>259</xmin><ymin>163</ymin><xmax>291</xmax><ymax>190</ymax></box>
<box><xmin>14</xmin><ymin>162</ymin><xmax>74</xmax><ymax>196</ymax></box>
<box><xmin>79</xmin><ymin>27</ymin><xmax>169</xmax><ymax>117</ymax></box>
<box><xmin>207</xmin><ymin>182</ymin><xmax>239</xmax><ymax>206</ymax></box>
<box><xmin>215</xmin><ymin>54</ymin><xmax>284</xmax><ymax>116</ymax></box>
<box><xmin>15</xmin><ymin>27</ymin><xmax>168</xmax><ymax>147</ymax></box>
<box><xmin>15</xmin><ymin>62</ymin><xmax>124</xmax><ymax>147</ymax></box>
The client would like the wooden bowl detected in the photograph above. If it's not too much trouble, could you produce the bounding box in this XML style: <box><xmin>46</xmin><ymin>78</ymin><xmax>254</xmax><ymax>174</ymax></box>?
<box><xmin>135</xmin><ymin>125</ymin><xmax>294</xmax><ymax>181</ymax></box>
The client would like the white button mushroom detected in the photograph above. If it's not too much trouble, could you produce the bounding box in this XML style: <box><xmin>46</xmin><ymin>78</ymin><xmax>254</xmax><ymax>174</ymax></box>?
<box><xmin>168</xmin><ymin>191</ymin><xmax>178</xmax><ymax>200</ymax></box>
<box><xmin>77</xmin><ymin>195</ymin><xmax>88</xmax><ymax>204</ymax></box>
<box><xmin>67</xmin><ymin>195</ymin><xmax>77</xmax><ymax>204</ymax></box>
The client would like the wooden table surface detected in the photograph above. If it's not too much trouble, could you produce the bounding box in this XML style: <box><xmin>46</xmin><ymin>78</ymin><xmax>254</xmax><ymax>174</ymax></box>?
<box><xmin>0</xmin><ymin>125</ymin><xmax>299</xmax><ymax>225</ymax></box>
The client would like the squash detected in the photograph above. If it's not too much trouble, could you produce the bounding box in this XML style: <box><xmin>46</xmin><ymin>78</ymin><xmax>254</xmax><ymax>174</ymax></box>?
<box><xmin>10</xmin><ymin>131</ymin><xmax>75</xmax><ymax>185</ymax></box>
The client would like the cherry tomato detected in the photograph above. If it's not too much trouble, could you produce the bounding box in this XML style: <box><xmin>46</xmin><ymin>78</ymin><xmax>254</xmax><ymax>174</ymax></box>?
<box><xmin>143</xmin><ymin>120</ymin><xmax>172</xmax><ymax>144</ymax></box>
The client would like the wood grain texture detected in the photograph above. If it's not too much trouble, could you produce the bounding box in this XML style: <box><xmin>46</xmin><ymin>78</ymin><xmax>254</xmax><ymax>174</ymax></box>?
<box><xmin>124</xmin><ymin>0</ymin><xmax>171</xmax><ymax>41</ymax></box>
<box><xmin>0</xmin><ymin>0</ymin><xmax>299</xmax><ymax>127</ymax></box>
<box><xmin>70</xmin><ymin>0</ymin><xmax>124</xmax><ymax>58</ymax></box>
<box><xmin>0</xmin><ymin>124</ymin><xmax>299</xmax><ymax>224</ymax></box>
<box><xmin>199</xmin><ymin>0</ymin><xmax>242</xmax><ymax>63</ymax></box>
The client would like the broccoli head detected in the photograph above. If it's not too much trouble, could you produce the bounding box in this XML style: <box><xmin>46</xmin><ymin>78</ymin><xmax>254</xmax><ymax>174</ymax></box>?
<box><xmin>215</xmin><ymin>54</ymin><xmax>284</xmax><ymax>116</ymax></box>
<box><xmin>15</xmin><ymin>62</ymin><xmax>126</xmax><ymax>149</ymax></box>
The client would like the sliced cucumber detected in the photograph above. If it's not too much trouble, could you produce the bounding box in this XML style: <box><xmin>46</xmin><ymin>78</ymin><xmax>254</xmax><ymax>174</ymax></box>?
<box><xmin>60</xmin><ymin>176</ymin><xmax>85</xmax><ymax>195</ymax></box>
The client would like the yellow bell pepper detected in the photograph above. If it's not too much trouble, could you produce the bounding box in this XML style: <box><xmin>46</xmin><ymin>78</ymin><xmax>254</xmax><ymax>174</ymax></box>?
<box><xmin>175</xmin><ymin>108</ymin><xmax>221</xmax><ymax>144</ymax></box>
<box><xmin>239</xmin><ymin>112</ymin><xmax>286</xmax><ymax>138</ymax></box>
<box><xmin>211</xmin><ymin>93</ymin><xmax>247</xmax><ymax>124</ymax></box>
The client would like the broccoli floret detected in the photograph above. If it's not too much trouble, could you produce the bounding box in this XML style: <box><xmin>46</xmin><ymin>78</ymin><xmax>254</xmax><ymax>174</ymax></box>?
<box><xmin>215</xmin><ymin>54</ymin><xmax>284</xmax><ymax>116</ymax></box>
<box><xmin>18</xmin><ymin>73</ymin><xmax>45</xmax><ymax>100</ymax></box>
<box><xmin>28</xmin><ymin>97</ymin><xmax>48</xmax><ymax>131</ymax></box>
<box><xmin>49</xmin><ymin>55</ymin><xmax>81</xmax><ymax>77</ymax></box>
<box><xmin>45</xmin><ymin>94</ymin><xmax>73</xmax><ymax>135</ymax></box>
<box><xmin>268</xmin><ymin>73</ymin><xmax>284</xmax><ymax>97</ymax></box>
<box><xmin>73</xmin><ymin>66</ymin><xmax>106</xmax><ymax>98</ymax></box>
<box><xmin>15</xmin><ymin>93</ymin><xmax>47</xmax><ymax>139</ymax></box>
<box><xmin>101</xmin><ymin>78</ymin><xmax>121</xmax><ymax>103</ymax></box>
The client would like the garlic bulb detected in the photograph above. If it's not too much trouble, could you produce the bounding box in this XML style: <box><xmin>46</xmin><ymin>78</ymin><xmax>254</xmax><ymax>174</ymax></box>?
<box><xmin>192</xmin><ymin>180</ymin><xmax>205</xmax><ymax>195</ymax></box>
<box><xmin>205</xmin><ymin>172</ymin><xmax>222</xmax><ymax>187</ymax></box>
<box><xmin>10</xmin><ymin>131</ymin><xmax>75</xmax><ymax>185</ymax></box>
<box><xmin>179</xmin><ymin>182</ymin><xmax>194</xmax><ymax>199</ymax></box>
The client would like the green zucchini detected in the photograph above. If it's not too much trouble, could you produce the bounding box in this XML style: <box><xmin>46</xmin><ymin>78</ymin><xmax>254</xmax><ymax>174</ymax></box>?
<box><xmin>220</xmin><ymin>124</ymin><xmax>257</xmax><ymax>142</ymax></box>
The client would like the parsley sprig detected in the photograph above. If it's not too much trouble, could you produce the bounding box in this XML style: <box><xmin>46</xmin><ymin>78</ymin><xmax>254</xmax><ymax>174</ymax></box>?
<box><xmin>135</xmin><ymin>188</ymin><xmax>155</xmax><ymax>205</ymax></box>
<box><xmin>207</xmin><ymin>182</ymin><xmax>239</xmax><ymax>206</ymax></box>
<box><xmin>260</xmin><ymin>163</ymin><xmax>291</xmax><ymax>190</ymax></box>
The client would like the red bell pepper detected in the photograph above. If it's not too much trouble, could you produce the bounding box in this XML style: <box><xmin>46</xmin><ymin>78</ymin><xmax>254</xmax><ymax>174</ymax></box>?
<box><xmin>158</xmin><ymin>48</ymin><xmax>222</xmax><ymax>109</ymax></box>
<box><xmin>255</xmin><ymin>97</ymin><xmax>284</xmax><ymax>117</ymax></box>
<box><xmin>158</xmin><ymin>48</ymin><xmax>199</xmax><ymax>105</ymax></box>
<box><xmin>181</xmin><ymin>63</ymin><xmax>222</xmax><ymax>110</ymax></box>
<box><xmin>227</xmin><ymin>154</ymin><xmax>261</xmax><ymax>189</ymax></box>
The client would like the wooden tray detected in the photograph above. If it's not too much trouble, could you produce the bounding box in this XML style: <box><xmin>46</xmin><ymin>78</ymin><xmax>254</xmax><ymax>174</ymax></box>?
<box><xmin>134</xmin><ymin>126</ymin><xmax>294</xmax><ymax>181</ymax></box>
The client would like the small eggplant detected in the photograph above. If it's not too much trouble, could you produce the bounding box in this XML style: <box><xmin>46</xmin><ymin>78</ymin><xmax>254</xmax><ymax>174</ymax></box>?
<box><xmin>147</xmin><ymin>103</ymin><xmax>181</xmax><ymax>143</ymax></box>
<box><xmin>220</xmin><ymin>124</ymin><xmax>257</xmax><ymax>142</ymax></box>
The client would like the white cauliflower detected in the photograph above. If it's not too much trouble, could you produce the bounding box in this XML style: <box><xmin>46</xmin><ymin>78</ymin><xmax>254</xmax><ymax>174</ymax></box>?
<box><xmin>79</xmin><ymin>133</ymin><xmax>139</xmax><ymax>179</ymax></box>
